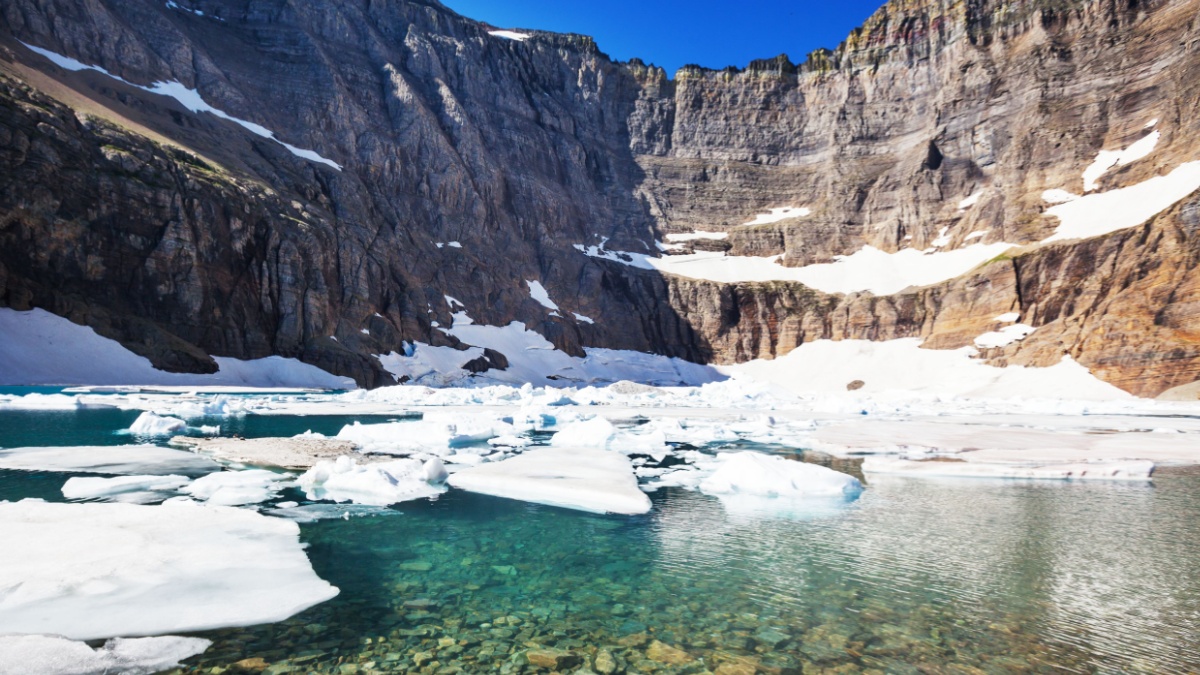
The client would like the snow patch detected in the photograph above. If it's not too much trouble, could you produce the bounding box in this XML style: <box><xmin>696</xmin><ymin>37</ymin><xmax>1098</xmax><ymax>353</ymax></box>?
<box><xmin>1043</xmin><ymin>162</ymin><xmax>1200</xmax><ymax>242</ymax></box>
<box><xmin>1083</xmin><ymin>131</ymin><xmax>1161</xmax><ymax>192</ymax></box>
<box><xmin>743</xmin><ymin>207</ymin><xmax>810</xmax><ymax>226</ymax></box>
<box><xmin>958</xmin><ymin>191</ymin><xmax>984</xmax><ymax>210</ymax></box>
<box><xmin>20</xmin><ymin>42</ymin><xmax>340</xmax><ymax>170</ymax></box>
<box><xmin>573</xmin><ymin>312</ymin><xmax>595</xmax><ymax>325</ymax></box>
<box><xmin>526</xmin><ymin>280</ymin><xmax>559</xmax><ymax>311</ymax></box>
<box><xmin>664</xmin><ymin>231</ymin><xmax>730</xmax><ymax>242</ymax></box>
<box><xmin>974</xmin><ymin>324</ymin><xmax>1036</xmax><ymax>349</ymax></box>
<box><xmin>489</xmin><ymin>30</ymin><xmax>532</xmax><ymax>41</ymax></box>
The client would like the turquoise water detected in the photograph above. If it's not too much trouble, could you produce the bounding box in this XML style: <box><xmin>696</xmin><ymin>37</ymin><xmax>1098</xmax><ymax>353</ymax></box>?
<box><xmin>2</xmin><ymin>401</ymin><xmax>1200</xmax><ymax>673</ymax></box>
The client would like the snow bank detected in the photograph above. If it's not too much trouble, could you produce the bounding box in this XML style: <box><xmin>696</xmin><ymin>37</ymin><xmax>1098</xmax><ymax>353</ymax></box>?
<box><xmin>699</xmin><ymin>452</ymin><xmax>862</xmax><ymax>499</ymax></box>
<box><xmin>862</xmin><ymin>457</ymin><xmax>1154</xmax><ymax>481</ymax></box>
<box><xmin>0</xmin><ymin>308</ymin><xmax>353</xmax><ymax>389</ymax></box>
<box><xmin>182</xmin><ymin>469</ymin><xmax>292</xmax><ymax>506</ymax></box>
<box><xmin>0</xmin><ymin>634</ymin><xmax>211</xmax><ymax>675</ymax></box>
<box><xmin>376</xmin><ymin>343</ymin><xmax>485</xmax><ymax>386</ymax></box>
<box><xmin>0</xmin><ymin>445</ymin><xmax>220</xmax><ymax>475</ymax></box>
<box><xmin>719</xmin><ymin>339</ymin><xmax>1131</xmax><ymax>401</ymax></box>
<box><xmin>128</xmin><ymin>411</ymin><xmax>187</xmax><ymax>436</ymax></box>
<box><xmin>447</xmin><ymin>447</ymin><xmax>652</xmax><ymax>515</ymax></box>
<box><xmin>582</xmin><ymin>244</ymin><xmax>1015</xmax><ymax>296</ymax></box>
<box><xmin>0</xmin><ymin>499</ymin><xmax>337</xmax><ymax>639</ymax></box>
<box><xmin>20</xmin><ymin>42</ymin><xmax>341</xmax><ymax>170</ymax></box>
<box><xmin>297</xmin><ymin>456</ymin><xmax>447</xmax><ymax>505</ymax></box>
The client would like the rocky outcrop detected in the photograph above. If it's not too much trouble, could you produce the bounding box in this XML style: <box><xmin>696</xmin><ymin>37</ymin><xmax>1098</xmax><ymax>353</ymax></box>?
<box><xmin>0</xmin><ymin>0</ymin><xmax>1198</xmax><ymax>395</ymax></box>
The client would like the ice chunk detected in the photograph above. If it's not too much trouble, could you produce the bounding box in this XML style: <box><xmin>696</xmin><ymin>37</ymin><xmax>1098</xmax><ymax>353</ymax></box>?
<box><xmin>0</xmin><ymin>445</ymin><xmax>220</xmax><ymax>475</ymax></box>
<box><xmin>182</xmin><ymin>469</ymin><xmax>292</xmax><ymax>506</ymax></box>
<box><xmin>128</xmin><ymin>411</ymin><xmax>187</xmax><ymax>436</ymax></box>
<box><xmin>297</xmin><ymin>456</ymin><xmax>447</xmax><ymax>505</ymax></box>
<box><xmin>862</xmin><ymin>457</ymin><xmax>1154</xmax><ymax>481</ymax></box>
<box><xmin>550</xmin><ymin>416</ymin><xmax>616</xmax><ymax>448</ymax></box>
<box><xmin>62</xmin><ymin>475</ymin><xmax>190</xmax><ymax>502</ymax></box>
<box><xmin>448</xmin><ymin>447</ymin><xmax>652</xmax><ymax>515</ymax></box>
<box><xmin>0</xmin><ymin>634</ymin><xmax>211</xmax><ymax>675</ymax></box>
<box><xmin>699</xmin><ymin>452</ymin><xmax>863</xmax><ymax>499</ymax></box>
<box><xmin>0</xmin><ymin>499</ymin><xmax>338</xmax><ymax>639</ymax></box>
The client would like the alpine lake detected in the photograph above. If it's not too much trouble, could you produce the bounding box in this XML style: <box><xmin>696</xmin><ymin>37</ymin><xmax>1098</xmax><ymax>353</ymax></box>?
<box><xmin>2</xmin><ymin>391</ymin><xmax>1199</xmax><ymax>675</ymax></box>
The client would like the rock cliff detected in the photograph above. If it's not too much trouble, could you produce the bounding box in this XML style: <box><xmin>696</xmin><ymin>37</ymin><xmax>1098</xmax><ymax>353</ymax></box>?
<box><xmin>0</xmin><ymin>0</ymin><xmax>1198</xmax><ymax>395</ymax></box>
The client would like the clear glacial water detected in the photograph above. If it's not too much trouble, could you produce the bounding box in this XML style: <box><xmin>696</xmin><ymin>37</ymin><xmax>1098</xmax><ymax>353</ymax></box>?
<box><xmin>3</xmin><ymin>398</ymin><xmax>1200</xmax><ymax>674</ymax></box>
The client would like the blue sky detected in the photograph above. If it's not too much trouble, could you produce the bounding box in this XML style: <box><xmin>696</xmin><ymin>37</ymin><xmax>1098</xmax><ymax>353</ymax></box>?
<box><xmin>442</xmin><ymin>0</ymin><xmax>884</xmax><ymax>75</ymax></box>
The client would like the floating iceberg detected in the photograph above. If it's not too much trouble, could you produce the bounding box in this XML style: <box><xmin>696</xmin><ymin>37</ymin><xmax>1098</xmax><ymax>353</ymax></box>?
<box><xmin>297</xmin><ymin>456</ymin><xmax>448</xmax><ymax>506</ymax></box>
<box><xmin>699</xmin><ymin>452</ymin><xmax>863</xmax><ymax>499</ymax></box>
<box><xmin>0</xmin><ymin>500</ymin><xmax>338</xmax><ymax>640</ymax></box>
<box><xmin>128</xmin><ymin>411</ymin><xmax>187</xmax><ymax>436</ymax></box>
<box><xmin>447</xmin><ymin>447</ymin><xmax>652</xmax><ymax>515</ymax></box>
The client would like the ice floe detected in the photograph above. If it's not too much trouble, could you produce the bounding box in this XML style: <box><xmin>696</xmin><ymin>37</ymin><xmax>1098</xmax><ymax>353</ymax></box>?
<box><xmin>182</xmin><ymin>469</ymin><xmax>292</xmax><ymax>506</ymax></box>
<box><xmin>448</xmin><ymin>447</ymin><xmax>652</xmax><ymax>515</ymax></box>
<box><xmin>267</xmin><ymin>503</ymin><xmax>402</xmax><ymax>523</ymax></box>
<box><xmin>298</xmin><ymin>456</ymin><xmax>447</xmax><ymax>505</ymax></box>
<box><xmin>0</xmin><ymin>634</ymin><xmax>211</xmax><ymax>675</ymax></box>
<box><xmin>0</xmin><ymin>499</ymin><xmax>337</xmax><ymax>639</ymax></box>
<box><xmin>337</xmin><ymin>414</ymin><xmax>515</xmax><ymax>455</ymax></box>
<box><xmin>0</xmin><ymin>445</ymin><xmax>220</xmax><ymax>476</ymax></box>
<box><xmin>62</xmin><ymin>474</ymin><xmax>190</xmax><ymax>503</ymax></box>
<box><xmin>862</xmin><ymin>457</ymin><xmax>1154</xmax><ymax>481</ymax></box>
<box><xmin>170</xmin><ymin>435</ymin><xmax>360</xmax><ymax>470</ymax></box>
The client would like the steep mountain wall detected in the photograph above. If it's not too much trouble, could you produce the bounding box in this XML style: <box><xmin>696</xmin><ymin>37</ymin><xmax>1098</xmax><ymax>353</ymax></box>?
<box><xmin>1</xmin><ymin>0</ymin><xmax>1198</xmax><ymax>395</ymax></box>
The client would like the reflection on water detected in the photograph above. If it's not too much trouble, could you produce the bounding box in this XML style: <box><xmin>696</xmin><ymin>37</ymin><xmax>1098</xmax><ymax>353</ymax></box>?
<box><xmin>181</xmin><ymin>474</ymin><xmax>1200</xmax><ymax>674</ymax></box>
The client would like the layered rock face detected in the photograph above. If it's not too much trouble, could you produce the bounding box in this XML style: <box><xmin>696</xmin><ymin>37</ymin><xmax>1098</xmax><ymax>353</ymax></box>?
<box><xmin>0</xmin><ymin>0</ymin><xmax>1198</xmax><ymax>395</ymax></box>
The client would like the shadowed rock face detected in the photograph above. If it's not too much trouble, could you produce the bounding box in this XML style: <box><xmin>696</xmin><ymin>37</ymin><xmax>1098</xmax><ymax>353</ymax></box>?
<box><xmin>0</xmin><ymin>0</ymin><xmax>1198</xmax><ymax>395</ymax></box>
